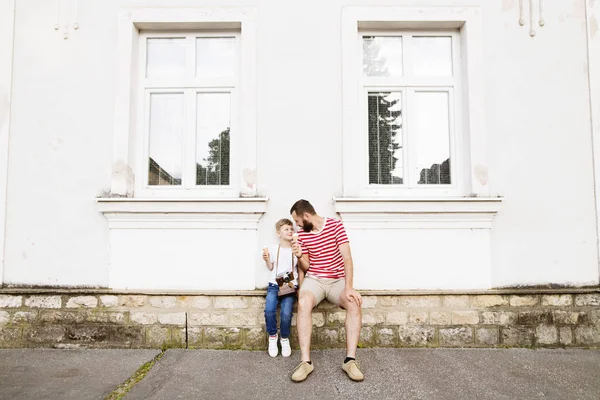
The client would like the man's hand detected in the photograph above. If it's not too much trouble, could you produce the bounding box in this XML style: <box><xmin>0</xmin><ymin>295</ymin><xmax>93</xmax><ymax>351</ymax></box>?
<box><xmin>292</xmin><ymin>243</ymin><xmax>303</xmax><ymax>258</ymax></box>
<box><xmin>345</xmin><ymin>287</ymin><xmax>362</xmax><ymax>307</ymax></box>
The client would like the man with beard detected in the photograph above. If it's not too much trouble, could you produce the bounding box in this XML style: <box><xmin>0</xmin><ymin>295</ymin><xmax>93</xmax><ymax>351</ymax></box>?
<box><xmin>289</xmin><ymin>199</ymin><xmax>364</xmax><ymax>382</ymax></box>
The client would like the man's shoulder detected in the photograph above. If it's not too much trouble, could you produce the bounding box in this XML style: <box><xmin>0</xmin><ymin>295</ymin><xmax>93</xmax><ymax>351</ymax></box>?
<box><xmin>326</xmin><ymin>217</ymin><xmax>345</xmax><ymax>228</ymax></box>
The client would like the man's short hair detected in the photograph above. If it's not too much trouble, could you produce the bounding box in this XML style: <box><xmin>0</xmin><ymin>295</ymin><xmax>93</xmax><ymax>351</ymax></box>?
<box><xmin>290</xmin><ymin>199</ymin><xmax>316</xmax><ymax>216</ymax></box>
<box><xmin>276</xmin><ymin>218</ymin><xmax>294</xmax><ymax>231</ymax></box>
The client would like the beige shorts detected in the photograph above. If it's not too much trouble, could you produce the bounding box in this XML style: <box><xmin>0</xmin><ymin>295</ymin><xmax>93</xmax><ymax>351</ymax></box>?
<box><xmin>300</xmin><ymin>276</ymin><xmax>345</xmax><ymax>306</ymax></box>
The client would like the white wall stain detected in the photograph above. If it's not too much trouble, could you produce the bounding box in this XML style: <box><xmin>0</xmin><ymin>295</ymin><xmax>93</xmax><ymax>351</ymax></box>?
<box><xmin>503</xmin><ymin>0</ymin><xmax>516</xmax><ymax>12</ymax></box>
<box><xmin>591</xmin><ymin>14</ymin><xmax>599</xmax><ymax>38</ymax></box>
<box><xmin>474</xmin><ymin>164</ymin><xmax>489</xmax><ymax>186</ymax></box>
<box><xmin>0</xmin><ymin>92</ymin><xmax>9</xmax><ymax>131</ymax></box>
<box><xmin>243</xmin><ymin>168</ymin><xmax>256</xmax><ymax>188</ymax></box>
<box><xmin>111</xmin><ymin>160</ymin><xmax>134</xmax><ymax>197</ymax></box>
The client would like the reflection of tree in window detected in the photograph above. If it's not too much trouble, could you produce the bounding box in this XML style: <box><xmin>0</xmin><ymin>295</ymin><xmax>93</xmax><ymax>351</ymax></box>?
<box><xmin>418</xmin><ymin>158</ymin><xmax>451</xmax><ymax>184</ymax></box>
<box><xmin>196</xmin><ymin>128</ymin><xmax>230</xmax><ymax>186</ymax></box>
<box><xmin>368</xmin><ymin>94</ymin><xmax>402</xmax><ymax>185</ymax></box>
<box><xmin>148</xmin><ymin>158</ymin><xmax>182</xmax><ymax>186</ymax></box>
<box><xmin>364</xmin><ymin>38</ymin><xmax>403</xmax><ymax>185</ymax></box>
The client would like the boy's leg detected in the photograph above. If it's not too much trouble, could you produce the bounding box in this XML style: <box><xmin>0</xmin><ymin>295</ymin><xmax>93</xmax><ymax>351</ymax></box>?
<box><xmin>279</xmin><ymin>294</ymin><xmax>295</xmax><ymax>339</ymax></box>
<box><xmin>279</xmin><ymin>294</ymin><xmax>295</xmax><ymax>357</ymax></box>
<box><xmin>264</xmin><ymin>284</ymin><xmax>279</xmax><ymax>336</ymax></box>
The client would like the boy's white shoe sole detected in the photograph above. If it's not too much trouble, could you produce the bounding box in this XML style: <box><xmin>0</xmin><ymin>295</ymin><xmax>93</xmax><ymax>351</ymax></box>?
<box><xmin>268</xmin><ymin>335</ymin><xmax>279</xmax><ymax>357</ymax></box>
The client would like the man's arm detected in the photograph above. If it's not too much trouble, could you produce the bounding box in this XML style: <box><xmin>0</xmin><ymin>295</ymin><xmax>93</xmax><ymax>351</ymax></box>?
<box><xmin>339</xmin><ymin>243</ymin><xmax>362</xmax><ymax>305</ymax></box>
<box><xmin>339</xmin><ymin>243</ymin><xmax>354</xmax><ymax>288</ymax></box>
<box><xmin>297</xmin><ymin>268</ymin><xmax>305</xmax><ymax>288</ymax></box>
<box><xmin>295</xmin><ymin>252</ymin><xmax>309</xmax><ymax>273</ymax></box>
<box><xmin>292</xmin><ymin>242</ymin><xmax>309</xmax><ymax>272</ymax></box>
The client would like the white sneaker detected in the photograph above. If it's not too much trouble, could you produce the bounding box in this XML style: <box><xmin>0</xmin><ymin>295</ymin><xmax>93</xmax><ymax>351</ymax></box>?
<box><xmin>268</xmin><ymin>334</ymin><xmax>279</xmax><ymax>357</ymax></box>
<box><xmin>280</xmin><ymin>338</ymin><xmax>291</xmax><ymax>357</ymax></box>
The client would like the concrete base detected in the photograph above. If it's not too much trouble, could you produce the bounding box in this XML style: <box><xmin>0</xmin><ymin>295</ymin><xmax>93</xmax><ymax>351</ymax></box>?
<box><xmin>127</xmin><ymin>348</ymin><xmax>600</xmax><ymax>400</ymax></box>
<box><xmin>0</xmin><ymin>349</ymin><xmax>159</xmax><ymax>400</ymax></box>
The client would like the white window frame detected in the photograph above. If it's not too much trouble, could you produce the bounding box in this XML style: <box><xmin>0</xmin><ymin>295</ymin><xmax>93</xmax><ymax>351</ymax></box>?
<box><xmin>137</xmin><ymin>31</ymin><xmax>241</xmax><ymax>198</ymax></box>
<box><xmin>360</xmin><ymin>30</ymin><xmax>462</xmax><ymax>196</ymax></box>
<box><xmin>342</xmin><ymin>6</ymin><xmax>490</xmax><ymax>199</ymax></box>
<box><xmin>110</xmin><ymin>8</ymin><xmax>258</xmax><ymax>199</ymax></box>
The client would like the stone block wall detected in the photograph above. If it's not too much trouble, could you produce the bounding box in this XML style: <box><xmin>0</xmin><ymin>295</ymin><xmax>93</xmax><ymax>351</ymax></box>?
<box><xmin>0</xmin><ymin>290</ymin><xmax>599</xmax><ymax>349</ymax></box>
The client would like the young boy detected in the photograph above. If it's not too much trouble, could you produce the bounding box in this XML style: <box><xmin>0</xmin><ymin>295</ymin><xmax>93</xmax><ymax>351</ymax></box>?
<box><xmin>262</xmin><ymin>218</ymin><xmax>303</xmax><ymax>357</ymax></box>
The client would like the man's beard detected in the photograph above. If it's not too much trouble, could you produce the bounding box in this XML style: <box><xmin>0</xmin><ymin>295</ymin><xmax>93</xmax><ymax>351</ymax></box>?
<box><xmin>302</xmin><ymin>220</ymin><xmax>314</xmax><ymax>232</ymax></box>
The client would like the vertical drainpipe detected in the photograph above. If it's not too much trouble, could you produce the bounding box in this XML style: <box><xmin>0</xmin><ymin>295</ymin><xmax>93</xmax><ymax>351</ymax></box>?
<box><xmin>585</xmin><ymin>0</ymin><xmax>600</xmax><ymax>283</ymax></box>
<box><xmin>0</xmin><ymin>0</ymin><xmax>17</xmax><ymax>286</ymax></box>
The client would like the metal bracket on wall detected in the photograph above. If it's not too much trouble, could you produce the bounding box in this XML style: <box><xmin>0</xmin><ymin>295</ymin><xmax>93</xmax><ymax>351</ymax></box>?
<box><xmin>519</xmin><ymin>0</ymin><xmax>545</xmax><ymax>37</ymax></box>
<box><xmin>53</xmin><ymin>0</ymin><xmax>79</xmax><ymax>40</ymax></box>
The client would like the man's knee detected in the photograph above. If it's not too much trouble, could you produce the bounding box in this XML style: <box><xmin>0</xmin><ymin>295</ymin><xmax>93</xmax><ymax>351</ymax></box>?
<box><xmin>340</xmin><ymin>296</ymin><xmax>361</xmax><ymax>316</ymax></box>
<box><xmin>298</xmin><ymin>293</ymin><xmax>316</xmax><ymax>313</ymax></box>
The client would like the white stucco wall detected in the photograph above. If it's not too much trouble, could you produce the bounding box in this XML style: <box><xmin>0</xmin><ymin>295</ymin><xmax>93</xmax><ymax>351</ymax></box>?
<box><xmin>487</xmin><ymin>0</ymin><xmax>598</xmax><ymax>287</ymax></box>
<box><xmin>3</xmin><ymin>0</ymin><xmax>118</xmax><ymax>286</ymax></box>
<box><xmin>1</xmin><ymin>0</ymin><xmax>598</xmax><ymax>289</ymax></box>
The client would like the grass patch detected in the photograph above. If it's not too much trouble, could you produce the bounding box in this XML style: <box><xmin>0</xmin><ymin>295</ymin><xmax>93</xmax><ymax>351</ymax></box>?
<box><xmin>104</xmin><ymin>350</ymin><xmax>165</xmax><ymax>400</ymax></box>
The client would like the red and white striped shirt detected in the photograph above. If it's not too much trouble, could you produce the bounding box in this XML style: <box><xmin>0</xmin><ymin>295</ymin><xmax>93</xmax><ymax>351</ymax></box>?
<box><xmin>298</xmin><ymin>218</ymin><xmax>349</xmax><ymax>279</ymax></box>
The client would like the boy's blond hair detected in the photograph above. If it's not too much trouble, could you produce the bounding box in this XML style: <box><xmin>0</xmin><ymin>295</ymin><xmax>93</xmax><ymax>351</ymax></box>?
<box><xmin>275</xmin><ymin>218</ymin><xmax>294</xmax><ymax>231</ymax></box>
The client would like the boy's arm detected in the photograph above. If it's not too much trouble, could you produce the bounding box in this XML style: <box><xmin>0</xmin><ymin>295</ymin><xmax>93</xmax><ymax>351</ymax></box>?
<box><xmin>265</xmin><ymin>259</ymin><xmax>274</xmax><ymax>271</ymax></box>
<box><xmin>263</xmin><ymin>247</ymin><xmax>274</xmax><ymax>271</ymax></box>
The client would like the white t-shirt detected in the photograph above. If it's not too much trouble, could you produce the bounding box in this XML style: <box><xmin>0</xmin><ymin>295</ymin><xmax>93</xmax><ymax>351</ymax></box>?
<box><xmin>267</xmin><ymin>245</ymin><xmax>299</xmax><ymax>286</ymax></box>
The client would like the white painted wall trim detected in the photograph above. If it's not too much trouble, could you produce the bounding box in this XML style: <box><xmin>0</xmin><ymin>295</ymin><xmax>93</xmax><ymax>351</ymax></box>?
<box><xmin>586</xmin><ymin>0</ymin><xmax>600</xmax><ymax>280</ymax></box>
<box><xmin>97</xmin><ymin>197</ymin><xmax>268</xmax><ymax>229</ymax></box>
<box><xmin>111</xmin><ymin>7</ymin><xmax>258</xmax><ymax>197</ymax></box>
<box><xmin>341</xmin><ymin>5</ymin><xmax>488</xmax><ymax>197</ymax></box>
<box><xmin>99</xmin><ymin>196</ymin><xmax>266</xmax><ymax>290</ymax></box>
<box><xmin>0</xmin><ymin>0</ymin><xmax>16</xmax><ymax>286</ymax></box>
<box><xmin>334</xmin><ymin>197</ymin><xmax>502</xmax><ymax>229</ymax></box>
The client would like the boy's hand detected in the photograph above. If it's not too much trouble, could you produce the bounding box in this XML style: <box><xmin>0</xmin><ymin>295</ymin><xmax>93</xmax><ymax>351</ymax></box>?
<box><xmin>262</xmin><ymin>247</ymin><xmax>270</xmax><ymax>261</ymax></box>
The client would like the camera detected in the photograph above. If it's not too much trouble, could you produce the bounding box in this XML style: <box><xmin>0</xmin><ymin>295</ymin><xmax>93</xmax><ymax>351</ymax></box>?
<box><xmin>276</xmin><ymin>271</ymin><xmax>295</xmax><ymax>286</ymax></box>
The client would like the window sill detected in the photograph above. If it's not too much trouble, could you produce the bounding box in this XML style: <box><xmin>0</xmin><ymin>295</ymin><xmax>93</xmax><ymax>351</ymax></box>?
<box><xmin>96</xmin><ymin>197</ymin><xmax>268</xmax><ymax>229</ymax></box>
<box><xmin>333</xmin><ymin>197</ymin><xmax>503</xmax><ymax>229</ymax></box>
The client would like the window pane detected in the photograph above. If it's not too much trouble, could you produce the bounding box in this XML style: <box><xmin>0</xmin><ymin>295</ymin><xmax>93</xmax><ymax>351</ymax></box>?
<box><xmin>413</xmin><ymin>92</ymin><xmax>451</xmax><ymax>185</ymax></box>
<box><xmin>363</xmin><ymin>37</ymin><xmax>403</xmax><ymax>77</ymax></box>
<box><xmin>146</xmin><ymin>38</ymin><xmax>186</xmax><ymax>78</ymax></box>
<box><xmin>148</xmin><ymin>93</ymin><xmax>184</xmax><ymax>186</ymax></box>
<box><xmin>196</xmin><ymin>38</ymin><xmax>236</xmax><ymax>79</ymax></box>
<box><xmin>196</xmin><ymin>93</ymin><xmax>231</xmax><ymax>186</ymax></box>
<box><xmin>413</xmin><ymin>36</ymin><xmax>453</xmax><ymax>77</ymax></box>
<box><xmin>368</xmin><ymin>92</ymin><xmax>403</xmax><ymax>185</ymax></box>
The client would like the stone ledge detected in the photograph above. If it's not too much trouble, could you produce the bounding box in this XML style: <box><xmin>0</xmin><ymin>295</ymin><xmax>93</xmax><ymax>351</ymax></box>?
<box><xmin>2</xmin><ymin>291</ymin><xmax>599</xmax><ymax>349</ymax></box>
<box><xmin>1</xmin><ymin>287</ymin><xmax>598</xmax><ymax>296</ymax></box>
